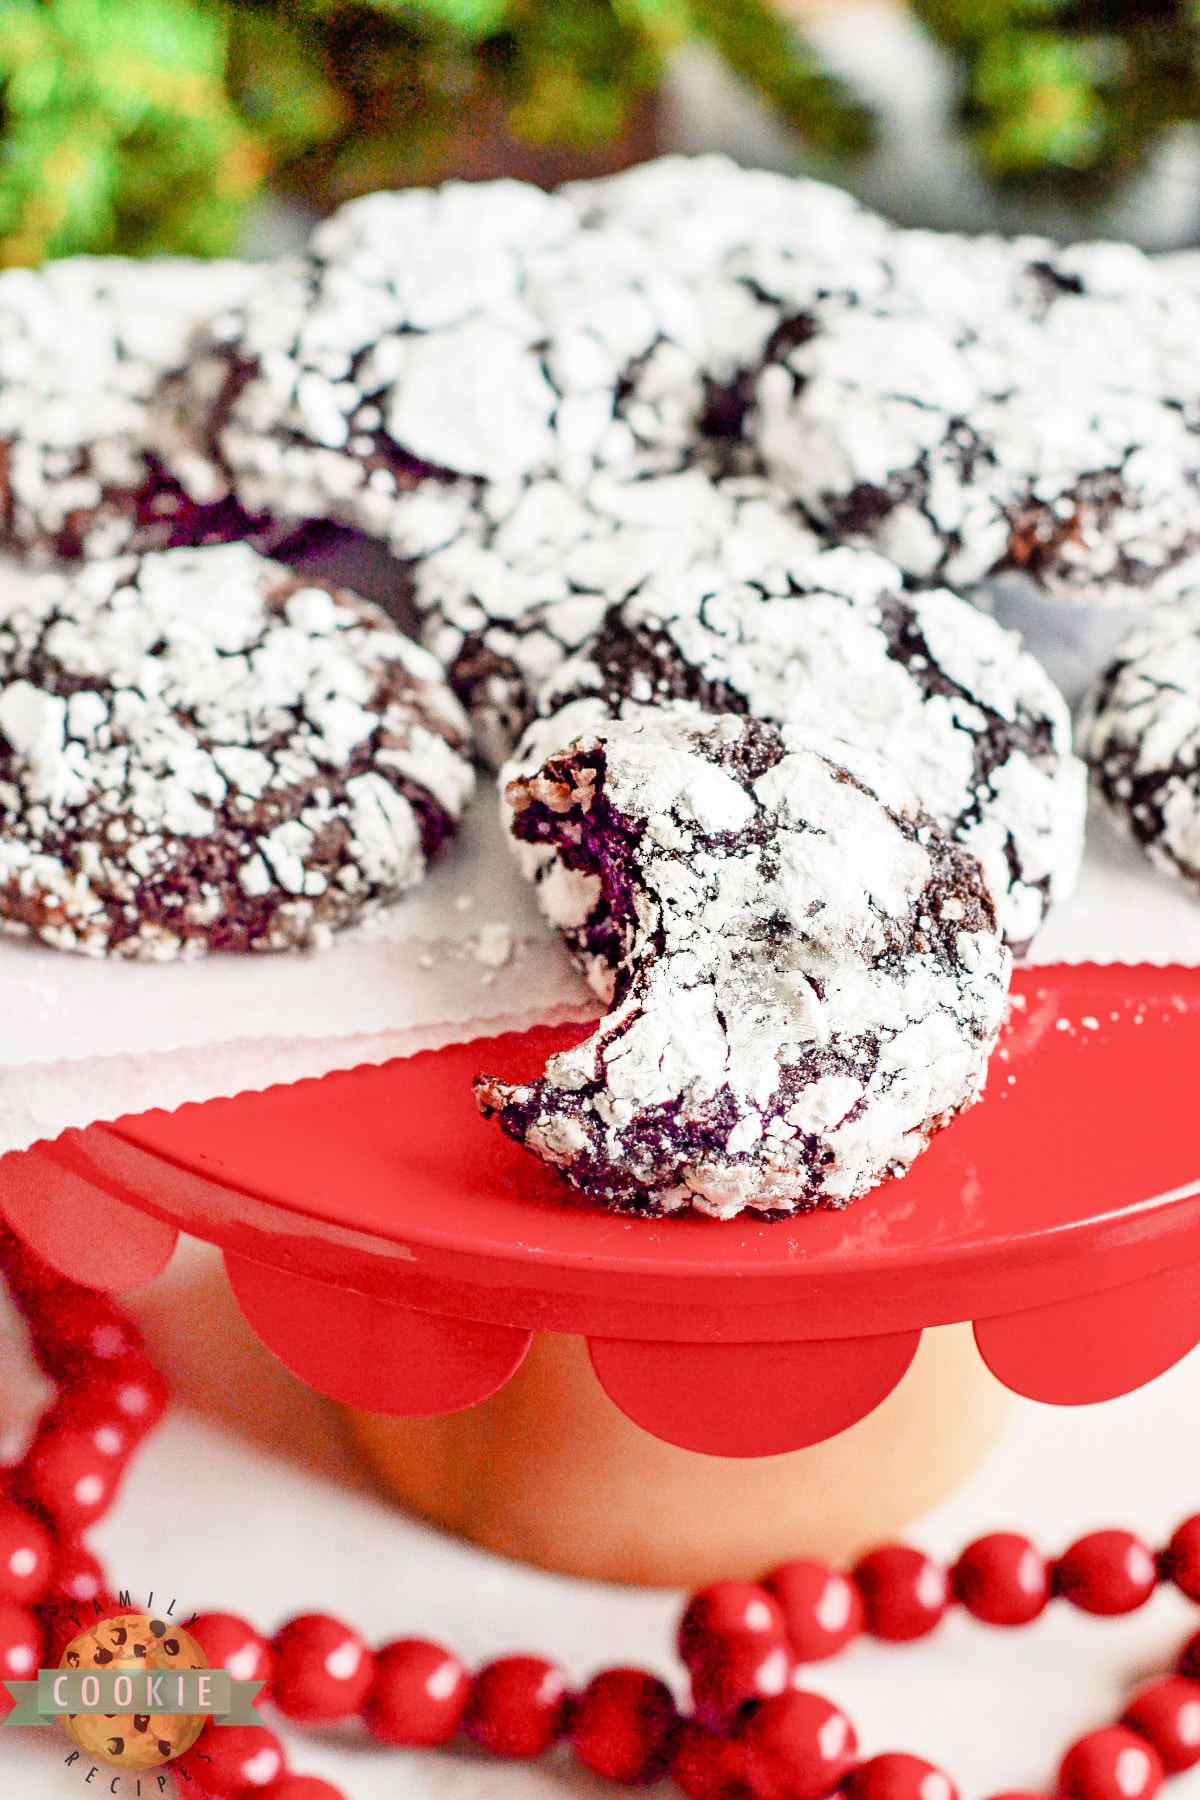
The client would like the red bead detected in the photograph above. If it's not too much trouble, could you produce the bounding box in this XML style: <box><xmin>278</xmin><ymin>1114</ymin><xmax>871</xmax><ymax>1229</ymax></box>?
<box><xmin>0</xmin><ymin>1230</ymin><xmax>75</xmax><ymax>1312</ymax></box>
<box><xmin>763</xmin><ymin>1560</ymin><xmax>865</xmax><ymax>1661</ymax></box>
<box><xmin>569</xmin><ymin>1667</ymin><xmax>677</xmax><ymax>1784</ymax></box>
<box><xmin>174</xmin><ymin>1722</ymin><xmax>286</xmax><ymax>1795</ymax></box>
<box><xmin>365</xmin><ymin>1638</ymin><xmax>469</xmax><ymax>1746</ymax></box>
<box><xmin>1176</xmin><ymin>1630</ymin><xmax>1200</xmax><ymax>1683</ymax></box>
<box><xmin>1161</xmin><ymin>1516</ymin><xmax>1200</xmax><ymax>1602</ymax></box>
<box><xmin>1053</xmin><ymin>1532</ymin><xmax>1158</xmax><ymax>1616</ymax></box>
<box><xmin>845</xmin><ymin>1754</ymin><xmax>960</xmax><ymax>1800</ymax></box>
<box><xmin>28</xmin><ymin>1290</ymin><xmax>141</xmax><ymax>1379</ymax></box>
<box><xmin>854</xmin><ymin>1546</ymin><xmax>949</xmax><ymax>1641</ymax></box>
<box><xmin>1121</xmin><ymin>1678</ymin><xmax>1200</xmax><ymax>1773</ymax></box>
<box><xmin>48</xmin><ymin>1538</ymin><xmax>108</xmax><ymax>1606</ymax></box>
<box><xmin>55</xmin><ymin>1355</ymin><xmax>169</xmax><ymax>1437</ymax></box>
<box><xmin>681</xmin><ymin>1579</ymin><xmax>791</xmax><ymax>1728</ymax></box>
<box><xmin>739</xmin><ymin>1688</ymin><xmax>858</xmax><ymax>1800</ymax></box>
<box><xmin>47</xmin><ymin>1409</ymin><xmax>138</xmax><ymax>1465</ymax></box>
<box><xmin>0</xmin><ymin>1501</ymin><xmax>53</xmax><ymax>1606</ymax></box>
<box><xmin>1058</xmin><ymin>1728</ymin><xmax>1164</xmax><ymax>1800</ymax></box>
<box><xmin>849</xmin><ymin>1749</ymin><xmax>964</xmax><ymax>1800</ymax></box>
<box><xmin>461</xmin><ymin>1655</ymin><xmax>569</xmax><ymax>1759</ymax></box>
<box><xmin>189</xmin><ymin>1612</ymin><xmax>275</xmax><ymax>1697</ymax></box>
<box><xmin>0</xmin><ymin>1601</ymin><xmax>41</xmax><ymax>1714</ymax></box>
<box><xmin>691</xmin><ymin>1636</ymin><xmax>794</xmax><ymax>1730</ymax></box>
<box><xmin>256</xmin><ymin>1781</ymin><xmax>345</xmax><ymax>1800</ymax></box>
<box><xmin>20</xmin><ymin>1422</ymin><xmax>123</xmax><ymax>1530</ymax></box>
<box><xmin>271</xmin><ymin>1613</ymin><xmax>375</xmax><ymax>1721</ymax></box>
<box><xmin>952</xmin><ymin>1534</ymin><xmax>1049</xmax><ymax>1627</ymax></box>
<box><xmin>680</xmin><ymin>1581</ymin><xmax>788</xmax><ymax>1664</ymax></box>
<box><xmin>671</xmin><ymin>1720</ymin><xmax>755</xmax><ymax>1800</ymax></box>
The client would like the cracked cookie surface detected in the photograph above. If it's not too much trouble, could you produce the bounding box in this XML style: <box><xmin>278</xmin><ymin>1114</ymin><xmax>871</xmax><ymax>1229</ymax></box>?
<box><xmin>0</xmin><ymin>541</ymin><xmax>474</xmax><ymax>958</ymax></box>
<box><xmin>1082</xmin><ymin>599</ymin><xmax>1200</xmax><ymax>892</ymax></box>
<box><xmin>0</xmin><ymin>256</ymin><xmax>268</xmax><ymax>563</ymax></box>
<box><xmin>513</xmin><ymin>542</ymin><xmax>1086</xmax><ymax>955</ymax></box>
<box><xmin>477</xmin><ymin>712</ymin><xmax>1009</xmax><ymax>1218</ymax></box>
<box><xmin>157</xmin><ymin>178</ymin><xmax>724</xmax><ymax>541</ymax></box>
<box><xmin>747</xmin><ymin>229</ymin><xmax>1200</xmax><ymax>604</ymax></box>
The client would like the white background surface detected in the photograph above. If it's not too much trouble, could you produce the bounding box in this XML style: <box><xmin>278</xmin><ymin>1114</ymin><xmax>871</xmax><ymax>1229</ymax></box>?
<box><xmin>2</xmin><ymin>1238</ymin><xmax>1200</xmax><ymax>1799</ymax></box>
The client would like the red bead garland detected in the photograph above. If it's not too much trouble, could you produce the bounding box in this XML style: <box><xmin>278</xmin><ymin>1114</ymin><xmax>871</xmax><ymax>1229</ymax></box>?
<box><xmin>7</xmin><ymin>1227</ymin><xmax>1200</xmax><ymax>1800</ymax></box>
<box><xmin>49</xmin><ymin>1536</ymin><xmax>108</xmax><ymax>1606</ymax></box>
<box><xmin>671</xmin><ymin>1719</ymin><xmax>755</xmax><ymax>1800</ymax></box>
<box><xmin>1162</xmin><ymin>1518</ymin><xmax>1200</xmax><ymax>1603</ymax></box>
<box><xmin>1058</xmin><ymin>1727</ymin><xmax>1165</xmax><ymax>1800</ymax></box>
<box><xmin>1120</xmin><ymin>1680</ymin><xmax>1200</xmax><ymax>1774</ymax></box>
<box><xmin>191</xmin><ymin>1611</ymin><xmax>276</xmax><ymax>1696</ymax></box>
<box><xmin>0</xmin><ymin>1498</ymin><xmax>52</xmax><ymax>1606</ymax></box>
<box><xmin>846</xmin><ymin>1752</ymin><xmax>961</xmax><ymax>1800</ymax></box>
<box><xmin>0</xmin><ymin>1599</ymin><xmax>41</xmax><ymax>1713</ymax></box>
<box><xmin>175</xmin><ymin>1721</ymin><xmax>287</xmax><ymax>1794</ymax></box>
<box><xmin>763</xmin><ymin>1559</ymin><xmax>865</xmax><ymax>1661</ymax></box>
<box><xmin>739</xmin><ymin>1688</ymin><xmax>858</xmax><ymax>1800</ymax></box>
<box><xmin>679</xmin><ymin>1580</ymin><xmax>794</xmax><ymax>1728</ymax></box>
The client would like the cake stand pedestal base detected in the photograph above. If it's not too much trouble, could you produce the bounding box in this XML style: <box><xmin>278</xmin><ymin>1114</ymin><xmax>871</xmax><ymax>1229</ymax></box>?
<box><xmin>345</xmin><ymin>1324</ymin><xmax>1009</xmax><ymax>1587</ymax></box>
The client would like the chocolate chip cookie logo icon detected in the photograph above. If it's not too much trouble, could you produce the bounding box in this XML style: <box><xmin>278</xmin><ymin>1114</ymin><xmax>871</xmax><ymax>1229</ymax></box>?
<box><xmin>1</xmin><ymin>1610</ymin><xmax>265</xmax><ymax>1775</ymax></box>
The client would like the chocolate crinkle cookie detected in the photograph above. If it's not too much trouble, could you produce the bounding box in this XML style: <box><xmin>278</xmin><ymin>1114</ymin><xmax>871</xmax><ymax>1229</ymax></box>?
<box><xmin>0</xmin><ymin>256</ymin><xmax>269</xmax><ymax>564</ymax></box>
<box><xmin>1081</xmin><ymin>598</ymin><xmax>1200</xmax><ymax>891</ymax></box>
<box><xmin>153</xmin><ymin>178</ymin><xmax>724</xmax><ymax>547</ymax></box>
<box><xmin>476</xmin><ymin>713</ymin><xmax>1010</xmax><ymax>1218</ymax></box>
<box><xmin>148</xmin><ymin>156</ymin><xmax>1200</xmax><ymax>655</ymax></box>
<box><xmin>0</xmin><ymin>542</ymin><xmax>474</xmax><ymax>958</ymax></box>
<box><xmin>414</xmin><ymin>467</ymin><xmax>822</xmax><ymax>766</ymax></box>
<box><xmin>578</xmin><ymin>160</ymin><xmax>1200</xmax><ymax>607</ymax></box>
<box><xmin>512</xmin><ymin>543</ymin><xmax>1087</xmax><ymax>955</ymax></box>
<box><xmin>748</xmin><ymin>228</ymin><xmax>1200</xmax><ymax>604</ymax></box>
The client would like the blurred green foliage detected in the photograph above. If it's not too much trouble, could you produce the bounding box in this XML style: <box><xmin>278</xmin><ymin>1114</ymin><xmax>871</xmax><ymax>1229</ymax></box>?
<box><xmin>224</xmin><ymin>0</ymin><xmax>873</xmax><ymax>207</ymax></box>
<box><xmin>911</xmin><ymin>1</ymin><xmax>1200</xmax><ymax>190</ymax></box>
<box><xmin>0</xmin><ymin>0</ymin><xmax>871</xmax><ymax>262</ymax></box>
<box><xmin>4</xmin><ymin>0</ymin><xmax>1200</xmax><ymax>266</ymax></box>
<box><xmin>0</xmin><ymin>0</ymin><xmax>263</xmax><ymax>264</ymax></box>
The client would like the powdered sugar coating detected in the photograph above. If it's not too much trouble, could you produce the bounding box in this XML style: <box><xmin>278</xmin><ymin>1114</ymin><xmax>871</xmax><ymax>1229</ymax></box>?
<box><xmin>477</xmin><ymin>712</ymin><xmax>1009</xmax><ymax>1217</ymax></box>
<box><xmin>512</xmin><ymin>540</ymin><xmax>1086</xmax><ymax>954</ymax></box>
<box><xmin>576</xmin><ymin>158</ymin><xmax>1200</xmax><ymax>606</ymax></box>
<box><xmin>748</xmin><ymin>228</ymin><xmax>1200</xmax><ymax>603</ymax></box>
<box><xmin>1082</xmin><ymin>599</ymin><xmax>1200</xmax><ymax>892</ymax></box>
<box><xmin>0</xmin><ymin>542</ymin><xmax>474</xmax><ymax>959</ymax></box>
<box><xmin>411</xmin><ymin>466</ymin><xmax>822</xmax><ymax>764</ymax></box>
<box><xmin>154</xmin><ymin>156</ymin><xmax>1200</xmax><ymax>628</ymax></box>
<box><xmin>0</xmin><ymin>256</ymin><xmax>269</xmax><ymax>563</ymax></box>
<box><xmin>160</xmin><ymin>179</ymin><xmax>723</xmax><ymax>547</ymax></box>
<box><xmin>567</xmin><ymin>159</ymin><xmax>1200</xmax><ymax>603</ymax></box>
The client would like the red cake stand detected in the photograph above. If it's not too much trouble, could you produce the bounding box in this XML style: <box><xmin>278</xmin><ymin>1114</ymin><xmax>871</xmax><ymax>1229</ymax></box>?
<box><xmin>3</xmin><ymin>962</ymin><xmax>1200</xmax><ymax>1458</ymax></box>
